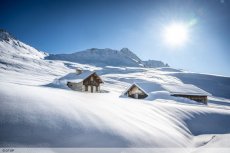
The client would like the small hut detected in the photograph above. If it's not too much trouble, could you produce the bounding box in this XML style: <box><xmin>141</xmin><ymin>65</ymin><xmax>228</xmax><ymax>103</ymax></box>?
<box><xmin>67</xmin><ymin>70</ymin><xmax>103</xmax><ymax>93</ymax></box>
<box><xmin>123</xmin><ymin>82</ymin><xmax>163</xmax><ymax>99</ymax></box>
<box><xmin>123</xmin><ymin>82</ymin><xmax>211</xmax><ymax>104</ymax></box>
<box><xmin>162</xmin><ymin>83</ymin><xmax>211</xmax><ymax>104</ymax></box>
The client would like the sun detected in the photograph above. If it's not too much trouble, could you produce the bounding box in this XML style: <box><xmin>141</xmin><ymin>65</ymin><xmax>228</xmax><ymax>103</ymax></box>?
<box><xmin>163</xmin><ymin>23</ymin><xmax>188</xmax><ymax>47</ymax></box>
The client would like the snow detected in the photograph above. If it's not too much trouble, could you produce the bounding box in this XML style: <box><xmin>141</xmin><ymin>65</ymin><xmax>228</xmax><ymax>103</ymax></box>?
<box><xmin>156</xmin><ymin>67</ymin><xmax>183</xmax><ymax>72</ymax></box>
<box><xmin>162</xmin><ymin>83</ymin><xmax>211</xmax><ymax>96</ymax></box>
<box><xmin>59</xmin><ymin>71</ymin><xmax>95</xmax><ymax>83</ymax></box>
<box><xmin>146</xmin><ymin>91</ymin><xmax>197</xmax><ymax>104</ymax></box>
<box><xmin>0</xmin><ymin>31</ymin><xmax>46</xmax><ymax>60</ymax></box>
<box><xmin>0</xmin><ymin>30</ymin><xmax>230</xmax><ymax>149</ymax></box>
<box><xmin>123</xmin><ymin>82</ymin><xmax>165</xmax><ymax>95</ymax></box>
<box><xmin>0</xmin><ymin>82</ymin><xmax>192</xmax><ymax>147</ymax></box>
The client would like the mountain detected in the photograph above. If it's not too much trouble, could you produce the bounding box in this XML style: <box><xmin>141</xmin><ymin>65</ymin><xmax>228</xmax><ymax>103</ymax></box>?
<box><xmin>0</xmin><ymin>29</ymin><xmax>168</xmax><ymax>68</ymax></box>
<box><xmin>143</xmin><ymin>60</ymin><xmax>169</xmax><ymax>68</ymax></box>
<box><xmin>0</xmin><ymin>29</ymin><xmax>70</xmax><ymax>79</ymax></box>
<box><xmin>0</xmin><ymin>29</ymin><xmax>47</xmax><ymax>60</ymax></box>
<box><xmin>46</xmin><ymin>48</ymin><xmax>168</xmax><ymax>68</ymax></box>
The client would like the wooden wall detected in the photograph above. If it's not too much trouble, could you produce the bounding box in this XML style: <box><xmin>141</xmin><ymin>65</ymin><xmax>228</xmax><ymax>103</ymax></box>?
<box><xmin>83</xmin><ymin>73</ymin><xmax>102</xmax><ymax>93</ymax></box>
<box><xmin>172</xmin><ymin>94</ymin><xmax>208</xmax><ymax>104</ymax></box>
<box><xmin>127</xmin><ymin>85</ymin><xmax>148</xmax><ymax>99</ymax></box>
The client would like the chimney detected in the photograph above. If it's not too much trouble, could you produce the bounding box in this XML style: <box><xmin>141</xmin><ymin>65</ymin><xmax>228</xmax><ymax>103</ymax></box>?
<box><xmin>76</xmin><ymin>68</ymin><xmax>83</xmax><ymax>75</ymax></box>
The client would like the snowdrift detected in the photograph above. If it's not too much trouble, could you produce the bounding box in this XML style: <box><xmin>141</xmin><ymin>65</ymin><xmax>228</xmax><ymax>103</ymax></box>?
<box><xmin>1</xmin><ymin>82</ymin><xmax>230</xmax><ymax>147</ymax></box>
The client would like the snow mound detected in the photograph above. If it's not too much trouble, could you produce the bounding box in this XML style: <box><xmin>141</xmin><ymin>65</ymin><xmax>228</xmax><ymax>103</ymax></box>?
<box><xmin>0</xmin><ymin>82</ymin><xmax>192</xmax><ymax>147</ymax></box>
<box><xmin>1</xmin><ymin>82</ymin><xmax>230</xmax><ymax>147</ymax></box>
<box><xmin>146</xmin><ymin>91</ymin><xmax>172</xmax><ymax>100</ymax></box>
<box><xmin>146</xmin><ymin>91</ymin><xmax>200</xmax><ymax>105</ymax></box>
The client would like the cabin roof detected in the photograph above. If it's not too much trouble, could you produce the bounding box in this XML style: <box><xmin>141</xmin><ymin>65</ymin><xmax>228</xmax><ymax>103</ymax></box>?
<box><xmin>123</xmin><ymin>82</ymin><xmax>164</xmax><ymax>96</ymax></box>
<box><xmin>123</xmin><ymin>82</ymin><xmax>211</xmax><ymax>96</ymax></box>
<box><xmin>162</xmin><ymin>83</ymin><xmax>211</xmax><ymax>96</ymax></box>
<box><xmin>62</xmin><ymin>71</ymin><xmax>102</xmax><ymax>83</ymax></box>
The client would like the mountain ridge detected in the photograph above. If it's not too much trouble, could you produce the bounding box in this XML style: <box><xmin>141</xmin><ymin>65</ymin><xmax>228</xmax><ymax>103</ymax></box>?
<box><xmin>46</xmin><ymin>48</ymin><xmax>169</xmax><ymax>68</ymax></box>
<box><xmin>0</xmin><ymin>29</ymin><xmax>168</xmax><ymax>68</ymax></box>
<box><xmin>0</xmin><ymin>29</ymin><xmax>47</xmax><ymax>60</ymax></box>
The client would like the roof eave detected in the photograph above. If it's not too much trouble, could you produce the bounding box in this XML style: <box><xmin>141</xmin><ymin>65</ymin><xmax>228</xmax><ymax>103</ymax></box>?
<box><xmin>171</xmin><ymin>92</ymin><xmax>211</xmax><ymax>96</ymax></box>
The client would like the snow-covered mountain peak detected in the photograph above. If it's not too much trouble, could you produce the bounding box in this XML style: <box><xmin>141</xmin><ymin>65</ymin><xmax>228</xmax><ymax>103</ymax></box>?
<box><xmin>0</xmin><ymin>29</ymin><xmax>15</xmax><ymax>42</ymax></box>
<box><xmin>47</xmin><ymin>48</ymin><xmax>168</xmax><ymax>68</ymax></box>
<box><xmin>120</xmin><ymin>47</ymin><xmax>132</xmax><ymax>54</ymax></box>
<box><xmin>0</xmin><ymin>29</ymin><xmax>168</xmax><ymax>69</ymax></box>
<box><xmin>85</xmin><ymin>48</ymin><xmax>118</xmax><ymax>55</ymax></box>
<box><xmin>0</xmin><ymin>29</ymin><xmax>47</xmax><ymax>60</ymax></box>
<box><xmin>120</xmin><ymin>48</ymin><xmax>142</xmax><ymax>63</ymax></box>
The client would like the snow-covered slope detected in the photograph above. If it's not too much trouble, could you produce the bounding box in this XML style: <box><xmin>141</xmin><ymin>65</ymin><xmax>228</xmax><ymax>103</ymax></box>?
<box><xmin>46</xmin><ymin>47</ymin><xmax>168</xmax><ymax>68</ymax></box>
<box><xmin>1</xmin><ymin>81</ymin><xmax>230</xmax><ymax>148</ymax></box>
<box><xmin>0</xmin><ymin>30</ymin><xmax>230</xmax><ymax>150</ymax></box>
<box><xmin>120</xmin><ymin>47</ymin><xmax>142</xmax><ymax>64</ymax></box>
<box><xmin>0</xmin><ymin>29</ymin><xmax>75</xmax><ymax>84</ymax></box>
<box><xmin>0</xmin><ymin>29</ymin><xmax>46</xmax><ymax>60</ymax></box>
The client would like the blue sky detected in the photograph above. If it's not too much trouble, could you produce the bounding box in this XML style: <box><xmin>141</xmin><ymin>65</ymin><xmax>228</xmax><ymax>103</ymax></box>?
<box><xmin>1</xmin><ymin>0</ymin><xmax>230</xmax><ymax>76</ymax></box>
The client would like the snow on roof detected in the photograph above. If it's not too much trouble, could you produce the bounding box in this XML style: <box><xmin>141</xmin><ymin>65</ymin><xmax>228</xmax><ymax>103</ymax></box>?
<box><xmin>60</xmin><ymin>71</ymin><xmax>96</xmax><ymax>83</ymax></box>
<box><xmin>124</xmin><ymin>82</ymin><xmax>211</xmax><ymax>96</ymax></box>
<box><xmin>134</xmin><ymin>82</ymin><xmax>164</xmax><ymax>95</ymax></box>
<box><xmin>162</xmin><ymin>83</ymin><xmax>211</xmax><ymax>96</ymax></box>
<box><xmin>123</xmin><ymin>82</ymin><xmax>165</xmax><ymax>96</ymax></box>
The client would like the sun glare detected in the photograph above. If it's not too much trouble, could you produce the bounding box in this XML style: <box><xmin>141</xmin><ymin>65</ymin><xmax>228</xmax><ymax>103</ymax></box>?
<box><xmin>164</xmin><ymin>23</ymin><xmax>188</xmax><ymax>47</ymax></box>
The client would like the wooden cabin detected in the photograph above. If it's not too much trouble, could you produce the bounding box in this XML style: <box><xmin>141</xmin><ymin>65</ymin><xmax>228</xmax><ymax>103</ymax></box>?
<box><xmin>123</xmin><ymin>82</ymin><xmax>211</xmax><ymax>104</ymax></box>
<box><xmin>66</xmin><ymin>71</ymin><xmax>103</xmax><ymax>93</ymax></box>
<box><xmin>125</xmin><ymin>84</ymin><xmax>148</xmax><ymax>99</ymax></box>
<box><xmin>162</xmin><ymin>83</ymin><xmax>210</xmax><ymax>104</ymax></box>
<box><xmin>123</xmin><ymin>82</ymin><xmax>164</xmax><ymax>99</ymax></box>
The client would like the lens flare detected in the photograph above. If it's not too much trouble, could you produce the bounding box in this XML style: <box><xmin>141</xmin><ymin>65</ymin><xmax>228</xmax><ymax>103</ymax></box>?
<box><xmin>163</xmin><ymin>23</ymin><xmax>189</xmax><ymax>47</ymax></box>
